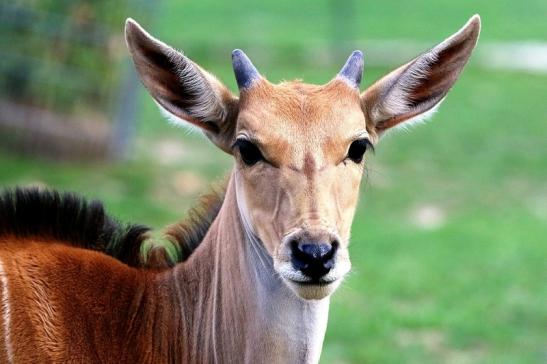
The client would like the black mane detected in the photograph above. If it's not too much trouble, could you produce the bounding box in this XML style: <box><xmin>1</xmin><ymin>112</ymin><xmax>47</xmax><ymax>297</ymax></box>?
<box><xmin>0</xmin><ymin>188</ymin><xmax>150</xmax><ymax>267</ymax></box>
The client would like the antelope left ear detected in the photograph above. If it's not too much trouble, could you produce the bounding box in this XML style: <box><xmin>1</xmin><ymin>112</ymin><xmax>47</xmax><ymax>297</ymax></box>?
<box><xmin>125</xmin><ymin>19</ymin><xmax>238</xmax><ymax>153</ymax></box>
<box><xmin>361</xmin><ymin>15</ymin><xmax>481</xmax><ymax>134</ymax></box>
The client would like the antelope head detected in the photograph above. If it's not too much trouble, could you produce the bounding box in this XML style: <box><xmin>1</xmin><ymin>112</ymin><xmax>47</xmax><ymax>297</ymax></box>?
<box><xmin>125</xmin><ymin>16</ymin><xmax>480</xmax><ymax>300</ymax></box>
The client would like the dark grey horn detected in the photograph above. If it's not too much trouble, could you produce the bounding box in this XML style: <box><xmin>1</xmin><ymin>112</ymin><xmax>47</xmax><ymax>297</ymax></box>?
<box><xmin>232</xmin><ymin>49</ymin><xmax>261</xmax><ymax>90</ymax></box>
<box><xmin>338</xmin><ymin>50</ymin><xmax>364</xmax><ymax>88</ymax></box>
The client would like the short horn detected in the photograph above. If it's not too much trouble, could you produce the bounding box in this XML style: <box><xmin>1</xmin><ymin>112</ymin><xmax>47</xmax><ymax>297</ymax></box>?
<box><xmin>337</xmin><ymin>50</ymin><xmax>364</xmax><ymax>88</ymax></box>
<box><xmin>232</xmin><ymin>49</ymin><xmax>261</xmax><ymax>90</ymax></box>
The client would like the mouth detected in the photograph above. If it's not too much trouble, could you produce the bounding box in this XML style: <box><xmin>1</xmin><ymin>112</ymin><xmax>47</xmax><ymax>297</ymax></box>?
<box><xmin>287</xmin><ymin>277</ymin><xmax>337</xmax><ymax>286</ymax></box>
<box><xmin>275</xmin><ymin>266</ymin><xmax>339</xmax><ymax>286</ymax></box>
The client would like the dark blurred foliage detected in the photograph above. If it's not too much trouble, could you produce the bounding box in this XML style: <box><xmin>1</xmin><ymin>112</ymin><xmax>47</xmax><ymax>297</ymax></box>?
<box><xmin>0</xmin><ymin>0</ymin><xmax>154</xmax><ymax>160</ymax></box>
<box><xmin>0</xmin><ymin>0</ymin><xmax>150</xmax><ymax>116</ymax></box>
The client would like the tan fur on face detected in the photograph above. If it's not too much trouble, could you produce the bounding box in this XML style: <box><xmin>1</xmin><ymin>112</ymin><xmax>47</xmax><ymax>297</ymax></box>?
<box><xmin>233</xmin><ymin>79</ymin><xmax>368</xmax><ymax>295</ymax></box>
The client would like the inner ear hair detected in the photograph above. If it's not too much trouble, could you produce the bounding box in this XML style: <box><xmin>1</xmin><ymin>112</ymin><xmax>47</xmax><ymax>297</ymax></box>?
<box><xmin>361</xmin><ymin>15</ymin><xmax>481</xmax><ymax>133</ymax></box>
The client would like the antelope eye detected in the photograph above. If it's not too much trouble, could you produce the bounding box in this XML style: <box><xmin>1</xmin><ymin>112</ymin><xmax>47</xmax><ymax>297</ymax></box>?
<box><xmin>347</xmin><ymin>139</ymin><xmax>371</xmax><ymax>163</ymax></box>
<box><xmin>235</xmin><ymin>139</ymin><xmax>264</xmax><ymax>166</ymax></box>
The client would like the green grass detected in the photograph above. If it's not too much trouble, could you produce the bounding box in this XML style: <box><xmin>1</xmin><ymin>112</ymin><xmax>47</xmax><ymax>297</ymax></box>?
<box><xmin>1</xmin><ymin>1</ymin><xmax>546</xmax><ymax>362</ymax></box>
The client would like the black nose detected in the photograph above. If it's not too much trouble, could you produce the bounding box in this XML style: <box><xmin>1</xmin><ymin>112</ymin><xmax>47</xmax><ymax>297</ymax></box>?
<box><xmin>291</xmin><ymin>240</ymin><xmax>338</xmax><ymax>281</ymax></box>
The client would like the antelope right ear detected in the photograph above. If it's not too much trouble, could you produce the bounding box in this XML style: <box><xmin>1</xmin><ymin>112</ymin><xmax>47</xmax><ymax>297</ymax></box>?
<box><xmin>125</xmin><ymin>19</ymin><xmax>238</xmax><ymax>153</ymax></box>
<box><xmin>361</xmin><ymin>15</ymin><xmax>481</xmax><ymax>135</ymax></box>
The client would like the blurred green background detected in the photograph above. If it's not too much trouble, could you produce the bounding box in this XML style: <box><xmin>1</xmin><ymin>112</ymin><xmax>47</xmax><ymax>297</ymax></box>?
<box><xmin>1</xmin><ymin>1</ymin><xmax>546</xmax><ymax>363</ymax></box>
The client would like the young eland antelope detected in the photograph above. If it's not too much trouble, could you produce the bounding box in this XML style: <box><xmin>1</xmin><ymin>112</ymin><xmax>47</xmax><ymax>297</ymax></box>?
<box><xmin>0</xmin><ymin>15</ymin><xmax>480</xmax><ymax>363</ymax></box>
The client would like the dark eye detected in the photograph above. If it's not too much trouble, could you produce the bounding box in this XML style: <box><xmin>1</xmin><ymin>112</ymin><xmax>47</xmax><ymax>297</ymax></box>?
<box><xmin>235</xmin><ymin>139</ymin><xmax>264</xmax><ymax>166</ymax></box>
<box><xmin>347</xmin><ymin>139</ymin><xmax>372</xmax><ymax>163</ymax></box>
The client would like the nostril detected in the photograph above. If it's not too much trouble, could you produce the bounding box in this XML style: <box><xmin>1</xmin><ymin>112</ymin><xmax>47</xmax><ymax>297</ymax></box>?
<box><xmin>290</xmin><ymin>240</ymin><xmax>308</xmax><ymax>270</ymax></box>
<box><xmin>322</xmin><ymin>241</ymin><xmax>337</xmax><ymax>270</ymax></box>
<box><xmin>325</xmin><ymin>240</ymin><xmax>339</xmax><ymax>259</ymax></box>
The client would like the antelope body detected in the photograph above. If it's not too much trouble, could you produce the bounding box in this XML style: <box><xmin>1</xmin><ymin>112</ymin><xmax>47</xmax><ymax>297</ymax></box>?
<box><xmin>0</xmin><ymin>15</ymin><xmax>480</xmax><ymax>363</ymax></box>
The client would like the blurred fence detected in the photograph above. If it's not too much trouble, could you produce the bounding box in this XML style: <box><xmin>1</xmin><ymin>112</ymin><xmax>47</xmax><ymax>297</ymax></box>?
<box><xmin>0</xmin><ymin>1</ymin><xmax>154</xmax><ymax>160</ymax></box>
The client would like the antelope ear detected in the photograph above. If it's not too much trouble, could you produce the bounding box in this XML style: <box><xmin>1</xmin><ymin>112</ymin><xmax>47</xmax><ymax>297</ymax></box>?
<box><xmin>361</xmin><ymin>15</ymin><xmax>481</xmax><ymax>134</ymax></box>
<box><xmin>125</xmin><ymin>19</ymin><xmax>238</xmax><ymax>152</ymax></box>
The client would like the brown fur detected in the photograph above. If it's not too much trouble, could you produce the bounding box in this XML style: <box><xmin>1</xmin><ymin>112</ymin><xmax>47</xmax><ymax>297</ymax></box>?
<box><xmin>0</xmin><ymin>187</ymin><xmax>225</xmax><ymax>270</ymax></box>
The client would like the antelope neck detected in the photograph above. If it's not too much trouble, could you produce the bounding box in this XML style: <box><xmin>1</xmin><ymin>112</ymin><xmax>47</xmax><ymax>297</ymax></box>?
<box><xmin>163</xmin><ymin>171</ymin><xmax>329</xmax><ymax>363</ymax></box>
